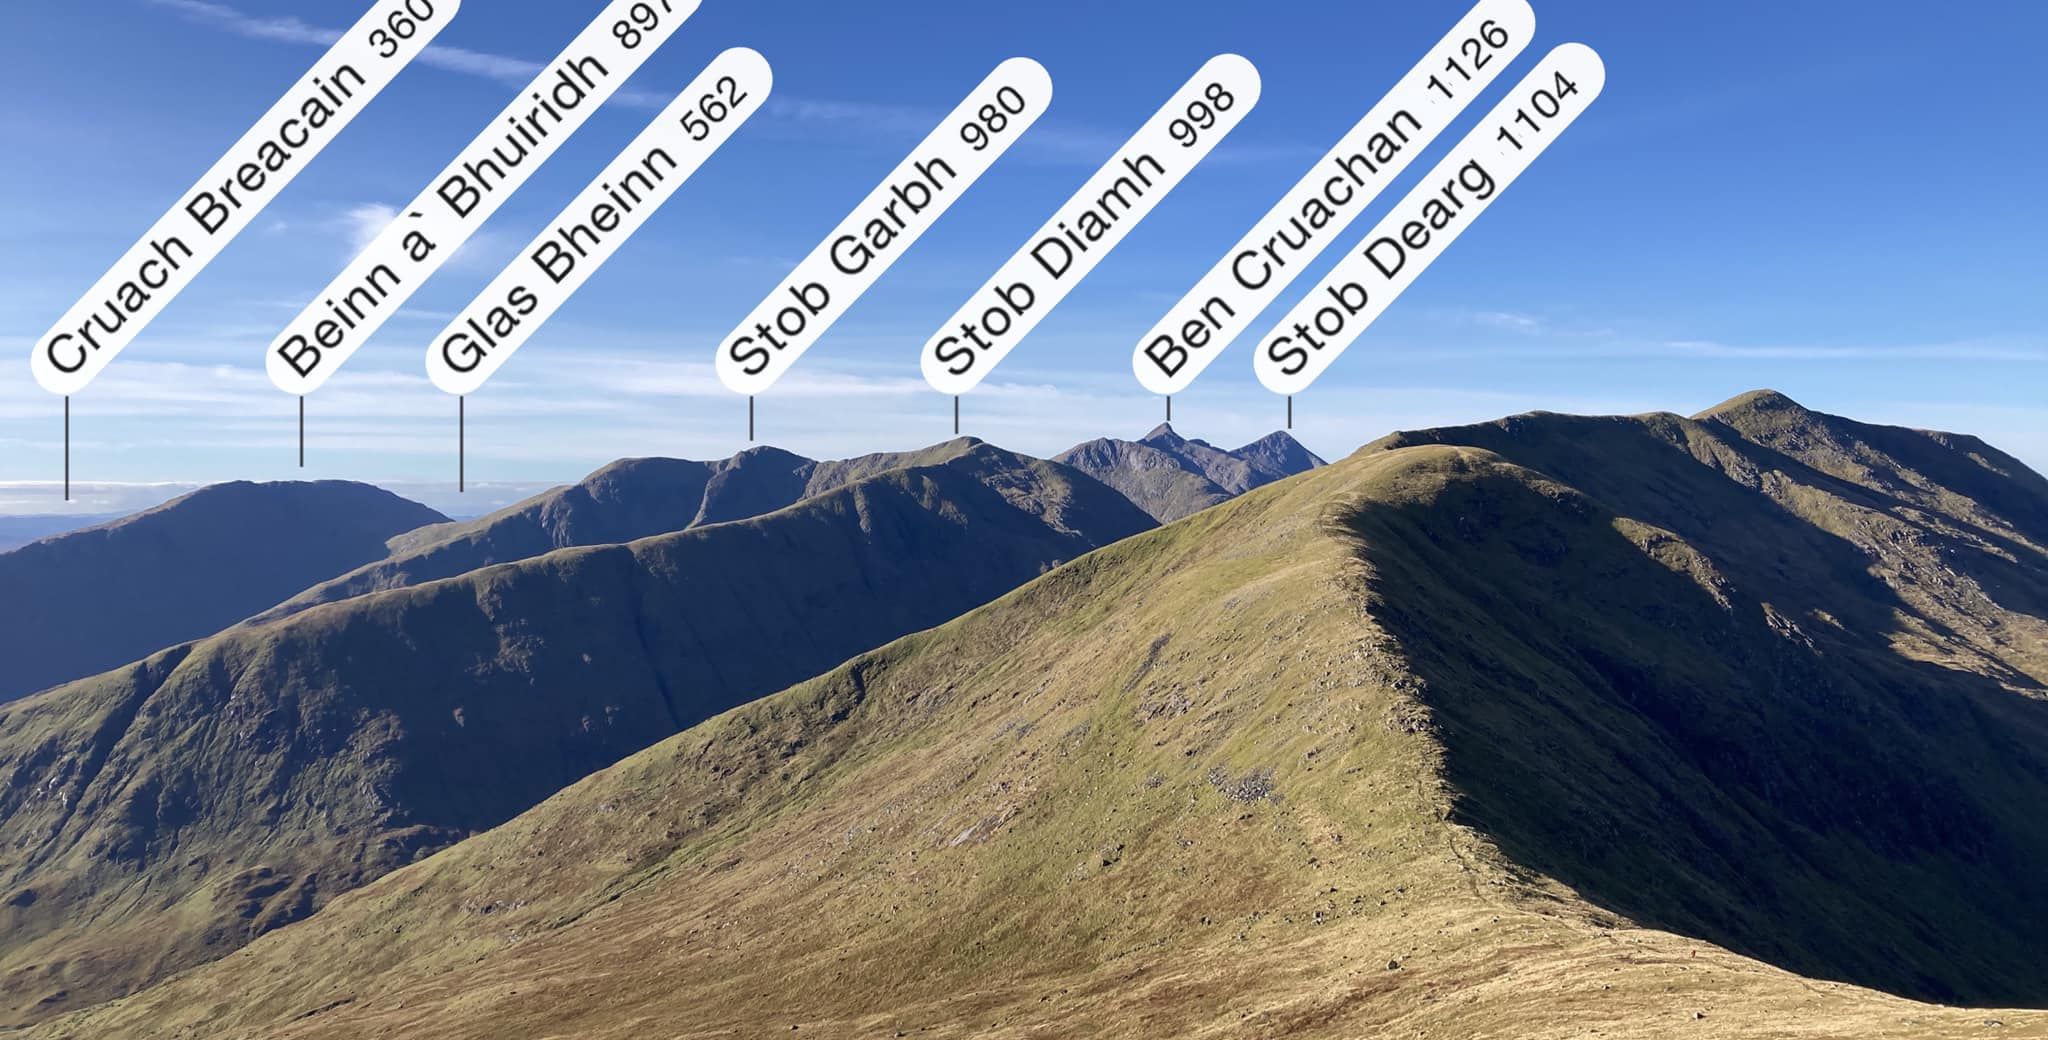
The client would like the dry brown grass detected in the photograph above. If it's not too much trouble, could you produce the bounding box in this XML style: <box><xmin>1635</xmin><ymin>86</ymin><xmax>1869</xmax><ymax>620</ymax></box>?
<box><xmin>28</xmin><ymin>438</ymin><xmax>2046</xmax><ymax>1039</ymax></box>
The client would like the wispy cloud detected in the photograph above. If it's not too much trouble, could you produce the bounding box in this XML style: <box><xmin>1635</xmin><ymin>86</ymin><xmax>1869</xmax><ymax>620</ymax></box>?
<box><xmin>0</xmin><ymin>478</ymin><xmax>558</xmax><ymax>520</ymax></box>
<box><xmin>1656</xmin><ymin>338</ymin><xmax>2048</xmax><ymax>363</ymax></box>
<box><xmin>7</xmin><ymin>334</ymin><xmax>2040</xmax><ymax>514</ymax></box>
<box><xmin>340</xmin><ymin>202</ymin><xmax>396</xmax><ymax>255</ymax></box>
<box><xmin>148</xmin><ymin>0</ymin><xmax>668</xmax><ymax>103</ymax></box>
<box><xmin>0</xmin><ymin>482</ymin><xmax>207</xmax><ymax>517</ymax></box>
<box><xmin>147</xmin><ymin>0</ymin><xmax>339</xmax><ymax>45</ymax></box>
<box><xmin>321</xmin><ymin>199</ymin><xmax>518</xmax><ymax>273</ymax></box>
<box><xmin>149</xmin><ymin>0</ymin><xmax>533</xmax><ymax>80</ymax></box>
<box><xmin>147</xmin><ymin>0</ymin><xmax>894</xmax><ymax>124</ymax></box>
<box><xmin>0</xmin><ymin>332</ymin><xmax>1679</xmax><ymax>491</ymax></box>
<box><xmin>145</xmin><ymin>0</ymin><xmax>1320</xmax><ymax>162</ymax></box>
<box><xmin>412</xmin><ymin>44</ymin><xmax>549</xmax><ymax>85</ymax></box>
<box><xmin>761</xmin><ymin>98</ymin><xmax>941</xmax><ymax>140</ymax></box>
<box><xmin>1403</xmin><ymin>313</ymin><xmax>2048</xmax><ymax>364</ymax></box>
<box><xmin>1469</xmin><ymin>310</ymin><xmax>1546</xmax><ymax>333</ymax></box>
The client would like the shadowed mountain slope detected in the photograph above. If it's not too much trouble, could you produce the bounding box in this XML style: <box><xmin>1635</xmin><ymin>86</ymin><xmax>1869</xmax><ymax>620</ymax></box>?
<box><xmin>1358</xmin><ymin>391</ymin><xmax>2048</xmax><ymax>1004</ymax></box>
<box><xmin>1375</xmin><ymin>390</ymin><xmax>2048</xmax><ymax>700</ymax></box>
<box><xmin>1696</xmin><ymin>389</ymin><xmax>2048</xmax><ymax>560</ymax></box>
<box><xmin>33</xmin><ymin>394</ymin><xmax>2047</xmax><ymax>1039</ymax></box>
<box><xmin>0</xmin><ymin>483</ymin><xmax>445</xmax><ymax>703</ymax></box>
<box><xmin>257</xmin><ymin>440</ymin><xmax>988</xmax><ymax>623</ymax></box>
<box><xmin>1056</xmin><ymin>423</ymin><xmax>1325</xmax><ymax>522</ymax></box>
<box><xmin>0</xmin><ymin>443</ymin><xmax>1153</xmax><ymax>1026</ymax></box>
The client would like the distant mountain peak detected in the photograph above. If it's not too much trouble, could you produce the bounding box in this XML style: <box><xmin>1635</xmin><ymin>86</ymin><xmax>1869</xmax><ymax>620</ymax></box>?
<box><xmin>1059</xmin><ymin>425</ymin><xmax>1324</xmax><ymax>523</ymax></box>
<box><xmin>726</xmin><ymin>444</ymin><xmax>814</xmax><ymax>466</ymax></box>
<box><xmin>61</xmin><ymin>396</ymin><xmax>2048</xmax><ymax>1038</ymax></box>
<box><xmin>0</xmin><ymin>439</ymin><xmax>1156</xmax><ymax>1023</ymax></box>
<box><xmin>109</xmin><ymin>479</ymin><xmax>398</xmax><ymax>523</ymax></box>
<box><xmin>261</xmin><ymin>437</ymin><xmax>1072</xmax><ymax>625</ymax></box>
<box><xmin>1234</xmin><ymin>430</ymin><xmax>1328</xmax><ymax>474</ymax></box>
<box><xmin>1696</xmin><ymin>388</ymin><xmax>1810</xmax><ymax>421</ymax></box>
<box><xmin>0</xmin><ymin>481</ymin><xmax>445</xmax><ymax>702</ymax></box>
<box><xmin>1238</xmin><ymin>428</ymin><xmax>1307</xmax><ymax>449</ymax></box>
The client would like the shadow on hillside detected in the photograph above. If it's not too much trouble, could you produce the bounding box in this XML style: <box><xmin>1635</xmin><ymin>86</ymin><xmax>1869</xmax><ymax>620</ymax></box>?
<box><xmin>1331</xmin><ymin>443</ymin><xmax>2048</xmax><ymax>1007</ymax></box>
<box><xmin>1385</xmin><ymin>414</ymin><xmax>2048</xmax><ymax>646</ymax></box>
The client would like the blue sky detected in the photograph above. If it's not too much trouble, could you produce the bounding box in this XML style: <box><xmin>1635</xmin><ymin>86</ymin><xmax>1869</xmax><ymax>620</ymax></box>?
<box><xmin>1</xmin><ymin>0</ymin><xmax>2042</xmax><ymax>515</ymax></box>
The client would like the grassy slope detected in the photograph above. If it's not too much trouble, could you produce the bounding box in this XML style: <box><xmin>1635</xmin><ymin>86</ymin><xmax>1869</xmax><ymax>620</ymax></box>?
<box><xmin>0</xmin><ymin>446</ymin><xmax>1152</xmax><ymax>1026</ymax></box>
<box><xmin>258</xmin><ymin>441</ymin><xmax>991</xmax><ymax>624</ymax></box>
<box><xmin>1347</xmin><ymin>428</ymin><xmax>2048</xmax><ymax>1003</ymax></box>
<box><xmin>35</xmin><ymin>429</ymin><xmax>2045</xmax><ymax>1038</ymax></box>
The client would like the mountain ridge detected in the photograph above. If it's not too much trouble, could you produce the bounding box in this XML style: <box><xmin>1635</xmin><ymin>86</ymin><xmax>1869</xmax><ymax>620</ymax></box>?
<box><xmin>0</xmin><ymin>441</ymin><xmax>1154</xmax><ymax>1025</ymax></box>
<box><xmin>23</xmin><ymin>392</ymin><xmax>2048</xmax><ymax>1038</ymax></box>
<box><xmin>264</xmin><ymin>428</ymin><xmax>1314</xmax><ymax>624</ymax></box>
<box><xmin>0</xmin><ymin>481</ymin><xmax>446</xmax><ymax>703</ymax></box>
<box><xmin>0</xmin><ymin>515</ymin><xmax>123</xmax><ymax>554</ymax></box>
<box><xmin>1056</xmin><ymin>423</ymin><xmax>1325</xmax><ymax>522</ymax></box>
<box><xmin>257</xmin><ymin>439</ymin><xmax>995</xmax><ymax>624</ymax></box>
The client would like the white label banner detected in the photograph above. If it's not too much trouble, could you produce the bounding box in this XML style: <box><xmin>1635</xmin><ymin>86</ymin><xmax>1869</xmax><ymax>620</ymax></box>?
<box><xmin>922</xmin><ymin>54</ymin><xmax>1262</xmax><ymax>397</ymax></box>
<box><xmin>1133</xmin><ymin>0</ymin><xmax>1534</xmax><ymax>395</ymax></box>
<box><xmin>267</xmin><ymin>0</ymin><xmax>699</xmax><ymax>395</ymax></box>
<box><xmin>430</xmin><ymin>48</ymin><xmax>772</xmax><ymax>395</ymax></box>
<box><xmin>1255</xmin><ymin>44</ymin><xmax>1606</xmax><ymax>396</ymax></box>
<box><xmin>31</xmin><ymin>0</ymin><xmax>463</xmax><ymax>396</ymax></box>
<box><xmin>717</xmin><ymin>58</ymin><xmax>1053</xmax><ymax>397</ymax></box>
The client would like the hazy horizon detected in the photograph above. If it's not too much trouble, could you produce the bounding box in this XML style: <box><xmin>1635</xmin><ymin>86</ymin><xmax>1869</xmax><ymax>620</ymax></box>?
<box><xmin>3</xmin><ymin>1</ymin><xmax>2040</xmax><ymax>501</ymax></box>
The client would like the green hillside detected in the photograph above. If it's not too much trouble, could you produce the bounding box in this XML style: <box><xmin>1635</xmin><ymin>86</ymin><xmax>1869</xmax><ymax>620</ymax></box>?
<box><xmin>0</xmin><ymin>444</ymin><xmax>1152</xmax><ymax>1025</ymax></box>
<box><xmin>30</xmin><ymin>394</ymin><xmax>2045</xmax><ymax>1039</ymax></box>
<box><xmin>257</xmin><ymin>440</ymin><xmax>995</xmax><ymax>624</ymax></box>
